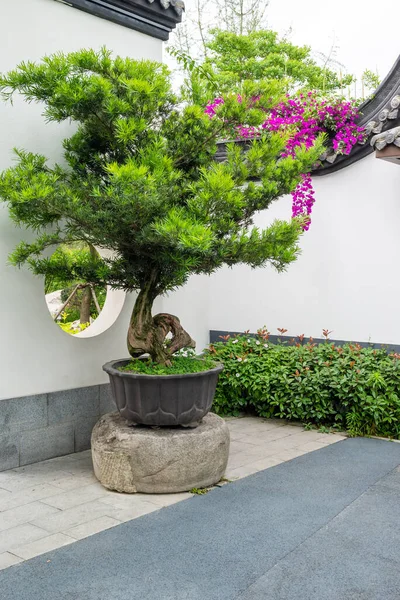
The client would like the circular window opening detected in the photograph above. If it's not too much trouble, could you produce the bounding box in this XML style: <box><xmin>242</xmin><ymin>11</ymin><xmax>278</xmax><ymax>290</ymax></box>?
<box><xmin>44</xmin><ymin>244</ymin><xmax>125</xmax><ymax>337</ymax></box>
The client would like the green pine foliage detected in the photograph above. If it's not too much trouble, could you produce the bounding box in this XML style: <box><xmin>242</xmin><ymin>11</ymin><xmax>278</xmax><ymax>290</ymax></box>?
<box><xmin>0</xmin><ymin>48</ymin><xmax>324</xmax><ymax>359</ymax></box>
<box><xmin>207</xmin><ymin>335</ymin><xmax>400</xmax><ymax>439</ymax></box>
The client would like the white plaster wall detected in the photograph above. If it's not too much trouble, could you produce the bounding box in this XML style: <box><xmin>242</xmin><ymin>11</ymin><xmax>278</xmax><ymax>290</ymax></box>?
<box><xmin>204</xmin><ymin>153</ymin><xmax>400</xmax><ymax>345</ymax></box>
<box><xmin>162</xmin><ymin>275</ymin><xmax>211</xmax><ymax>354</ymax></box>
<box><xmin>0</xmin><ymin>0</ymin><xmax>162</xmax><ymax>399</ymax></box>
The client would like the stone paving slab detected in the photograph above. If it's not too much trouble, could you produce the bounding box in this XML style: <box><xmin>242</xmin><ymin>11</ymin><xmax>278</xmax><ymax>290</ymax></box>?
<box><xmin>0</xmin><ymin>552</ymin><xmax>23</xmax><ymax>570</ymax></box>
<box><xmin>0</xmin><ymin>438</ymin><xmax>398</xmax><ymax>600</ymax></box>
<box><xmin>0</xmin><ymin>417</ymin><xmax>345</xmax><ymax>565</ymax></box>
<box><xmin>10</xmin><ymin>533</ymin><xmax>75</xmax><ymax>561</ymax></box>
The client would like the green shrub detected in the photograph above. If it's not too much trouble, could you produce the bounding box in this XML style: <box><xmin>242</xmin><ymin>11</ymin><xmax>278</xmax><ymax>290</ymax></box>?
<box><xmin>58</xmin><ymin>320</ymin><xmax>90</xmax><ymax>335</ymax></box>
<box><xmin>206</xmin><ymin>331</ymin><xmax>400</xmax><ymax>438</ymax></box>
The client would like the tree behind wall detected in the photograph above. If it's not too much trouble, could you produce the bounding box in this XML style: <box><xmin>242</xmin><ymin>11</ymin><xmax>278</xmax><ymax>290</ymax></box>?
<box><xmin>45</xmin><ymin>244</ymin><xmax>106</xmax><ymax>327</ymax></box>
<box><xmin>204</xmin><ymin>30</ymin><xmax>354</xmax><ymax>94</ymax></box>
<box><xmin>170</xmin><ymin>27</ymin><xmax>355</xmax><ymax>108</ymax></box>
<box><xmin>171</xmin><ymin>0</ymin><xmax>269</xmax><ymax>61</ymax></box>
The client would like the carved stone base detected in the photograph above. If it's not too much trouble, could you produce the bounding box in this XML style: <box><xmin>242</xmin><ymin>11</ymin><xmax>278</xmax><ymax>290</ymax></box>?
<box><xmin>91</xmin><ymin>412</ymin><xmax>230</xmax><ymax>494</ymax></box>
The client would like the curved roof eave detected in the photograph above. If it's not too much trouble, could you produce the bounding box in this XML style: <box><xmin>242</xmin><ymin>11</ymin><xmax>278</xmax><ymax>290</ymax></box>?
<box><xmin>56</xmin><ymin>0</ymin><xmax>184</xmax><ymax>41</ymax></box>
<box><xmin>314</xmin><ymin>54</ymin><xmax>400</xmax><ymax>176</ymax></box>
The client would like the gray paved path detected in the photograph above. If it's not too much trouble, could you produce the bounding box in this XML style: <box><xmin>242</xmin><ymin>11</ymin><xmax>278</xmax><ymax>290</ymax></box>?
<box><xmin>1</xmin><ymin>437</ymin><xmax>399</xmax><ymax>600</ymax></box>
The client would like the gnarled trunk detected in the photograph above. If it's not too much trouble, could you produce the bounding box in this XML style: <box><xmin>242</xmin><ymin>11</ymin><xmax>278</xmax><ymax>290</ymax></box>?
<box><xmin>127</xmin><ymin>277</ymin><xmax>195</xmax><ymax>365</ymax></box>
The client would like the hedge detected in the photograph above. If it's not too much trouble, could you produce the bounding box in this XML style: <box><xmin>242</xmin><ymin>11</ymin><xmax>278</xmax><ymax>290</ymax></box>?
<box><xmin>206</xmin><ymin>329</ymin><xmax>400</xmax><ymax>438</ymax></box>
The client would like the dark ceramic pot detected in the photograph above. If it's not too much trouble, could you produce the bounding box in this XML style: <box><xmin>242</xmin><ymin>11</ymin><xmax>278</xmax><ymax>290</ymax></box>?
<box><xmin>102</xmin><ymin>359</ymin><xmax>224</xmax><ymax>427</ymax></box>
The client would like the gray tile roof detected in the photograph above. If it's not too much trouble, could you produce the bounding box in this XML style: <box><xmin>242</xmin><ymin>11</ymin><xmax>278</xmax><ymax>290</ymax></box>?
<box><xmin>151</xmin><ymin>0</ymin><xmax>185</xmax><ymax>16</ymax></box>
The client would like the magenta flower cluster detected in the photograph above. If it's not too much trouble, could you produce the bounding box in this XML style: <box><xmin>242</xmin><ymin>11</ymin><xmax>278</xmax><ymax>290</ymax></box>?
<box><xmin>205</xmin><ymin>92</ymin><xmax>365</xmax><ymax>229</ymax></box>
<box><xmin>204</xmin><ymin>96</ymin><xmax>225</xmax><ymax>117</ymax></box>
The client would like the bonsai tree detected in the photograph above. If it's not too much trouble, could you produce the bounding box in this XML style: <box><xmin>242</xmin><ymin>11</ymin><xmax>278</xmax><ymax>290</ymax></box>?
<box><xmin>0</xmin><ymin>49</ymin><xmax>323</xmax><ymax>366</ymax></box>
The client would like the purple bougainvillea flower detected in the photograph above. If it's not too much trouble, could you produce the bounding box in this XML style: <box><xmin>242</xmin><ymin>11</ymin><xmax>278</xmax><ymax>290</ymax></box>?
<box><xmin>205</xmin><ymin>92</ymin><xmax>365</xmax><ymax>229</ymax></box>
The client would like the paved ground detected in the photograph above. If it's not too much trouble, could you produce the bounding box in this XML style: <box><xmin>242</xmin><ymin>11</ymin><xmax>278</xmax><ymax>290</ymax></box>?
<box><xmin>0</xmin><ymin>437</ymin><xmax>399</xmax><ymax>600</ymax></box>
<box><xmin>0</xmin><ymin>416</ymin><xmax>345</xmax><ymax>566</ymax></box>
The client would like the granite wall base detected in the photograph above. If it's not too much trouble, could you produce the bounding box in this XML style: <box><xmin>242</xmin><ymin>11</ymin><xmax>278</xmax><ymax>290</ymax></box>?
<box><xmin>0</xmin><ymin>384</ymin><xmax>116</xmax><ymax>471</ymax></box>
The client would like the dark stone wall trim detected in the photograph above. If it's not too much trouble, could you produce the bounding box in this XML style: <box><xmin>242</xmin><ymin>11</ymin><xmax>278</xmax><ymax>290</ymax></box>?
<box><xmin>55</xmin><ymin>0</ymin><xmax>182</xmax><ymax>41</ymax></box>
<box><xmin>210</xmin><ymin>330</ymin><xmax>400</xmax><ymax>353</ymax></box>
<box><xmin>0</xmin><ymin>384</ymin><xmax>116</xmax><ymax>471</ymax></box>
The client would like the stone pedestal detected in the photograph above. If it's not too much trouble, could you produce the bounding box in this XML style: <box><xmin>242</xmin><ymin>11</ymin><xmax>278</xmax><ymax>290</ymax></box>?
<box><xmin>91</xmin><ymin>412</ymin><xmax>230</xmax><ymax>494</ymax></box>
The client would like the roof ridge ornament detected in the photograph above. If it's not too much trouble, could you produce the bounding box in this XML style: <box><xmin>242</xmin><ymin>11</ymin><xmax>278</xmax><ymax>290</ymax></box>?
<box><xmin>370</xmin><ymin>125</ymin><xmax>400</xmax><ymax>151</ymax></box>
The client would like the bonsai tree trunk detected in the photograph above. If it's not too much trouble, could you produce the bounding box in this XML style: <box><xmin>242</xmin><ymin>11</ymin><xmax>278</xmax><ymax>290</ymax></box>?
<box><xmin>80</xmin><ymin>285</ymin><xmax>92</xmax><ymax>325</ymax></box>
<box><xmin>127</xmin><ymin>275</ymin><xmax>195</xmax><ymax>365</ymax></box>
